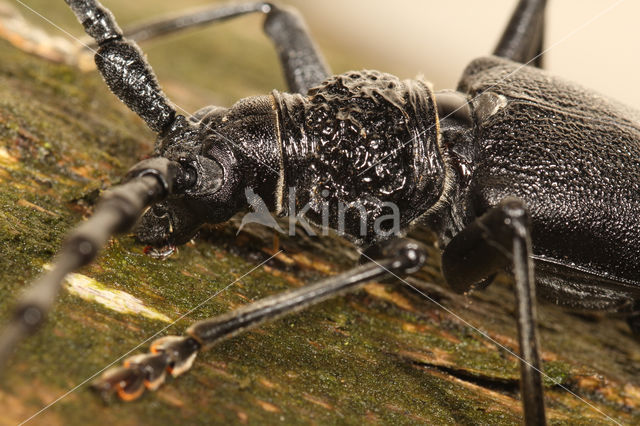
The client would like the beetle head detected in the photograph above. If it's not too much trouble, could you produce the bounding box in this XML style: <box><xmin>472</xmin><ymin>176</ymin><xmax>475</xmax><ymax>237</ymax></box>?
<box><xmin>136</xmin><ymin>96</ymin><xmax>280</xmax><ymax>247</ymax></box>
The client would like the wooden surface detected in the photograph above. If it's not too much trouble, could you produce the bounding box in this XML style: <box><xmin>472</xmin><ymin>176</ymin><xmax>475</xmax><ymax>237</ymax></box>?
<box><xmin>0</xmin><ymin>2</ymin><xmax>639</xmax><ymax>424</ymax></box>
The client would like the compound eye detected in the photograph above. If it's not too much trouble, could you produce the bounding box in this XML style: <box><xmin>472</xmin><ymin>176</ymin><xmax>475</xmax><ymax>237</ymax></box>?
<box><xmin>174</xmin><ymin>155</ymin><xmax>223</xmax><ymax>195</ymax></box>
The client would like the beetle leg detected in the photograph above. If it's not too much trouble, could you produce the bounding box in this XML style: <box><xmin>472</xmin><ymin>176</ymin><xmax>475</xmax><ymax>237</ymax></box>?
<box><xmin>441</xmin><ymin>198</ymin><xmax>546</xmax><ymax>426</ymax></box>
<box><xmin>65</xmin><ymin>0</ymin><xmax>181</xmax><ymax>134</ymax></box>
<box><xmin>262</xmin><ymin>4</ymin><xmax>331</xmax><ymax>93</ymax></box>
<box><xmin>494</xmin><ymin>0</ymin><xmax>546</xmax><ymax>67</ymax></box>
<box><xmin>90</xmin><ymin>239</ymin><xmax>426</xmax><ymax>400</ymax></box>
<box><xmin>110</xmin><ymin>2</ymin><xmax>330</xmax><ymax>94</ymax></box>
<box><xmin>115</xmin><ymin>3</ymin><xmax>271</xmax><ymax>43</ymax></box>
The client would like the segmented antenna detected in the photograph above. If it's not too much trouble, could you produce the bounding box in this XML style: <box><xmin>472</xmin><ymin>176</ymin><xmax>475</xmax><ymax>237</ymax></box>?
<box><xmin>0</xmin><ymin>159</ymin><xmax>181</xmax><ymax>371</ymax></box>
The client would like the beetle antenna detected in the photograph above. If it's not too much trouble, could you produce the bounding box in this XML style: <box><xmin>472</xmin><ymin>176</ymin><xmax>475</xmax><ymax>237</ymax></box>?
<box><xmin>0</xmin><ymin>158</ymin><xmax>182</xmax><ymax>370</ymax></box>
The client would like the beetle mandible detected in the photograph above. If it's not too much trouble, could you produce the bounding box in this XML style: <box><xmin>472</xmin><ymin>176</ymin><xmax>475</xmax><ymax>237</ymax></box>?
<box><xmin>1</xmin><ymin>1</ymin><xmax>639</xmax><ymax>425</ymax></box>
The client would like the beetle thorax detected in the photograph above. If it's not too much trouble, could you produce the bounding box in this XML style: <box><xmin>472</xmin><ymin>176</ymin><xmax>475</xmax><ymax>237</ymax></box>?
<box><xmin>272</xmin><ymin>70</ymin><xmax>444</xmax><ymax>244</ymax></box>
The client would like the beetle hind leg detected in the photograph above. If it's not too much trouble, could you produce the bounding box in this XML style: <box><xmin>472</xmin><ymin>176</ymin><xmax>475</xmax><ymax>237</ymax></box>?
<box><xmin>495</xmin><ymin>0</ymin><xmax>547</xmax><ymax>67</ymax></box>
<box><xmin>441</xmin><ymin>198</ymin><xmax>546</xmax><ymax>425</ymax></box>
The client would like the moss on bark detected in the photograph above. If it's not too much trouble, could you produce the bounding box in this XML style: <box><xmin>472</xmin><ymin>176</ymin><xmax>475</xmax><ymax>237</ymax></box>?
<box><xmin>0</xmin><ymin>3</ymin><xmax>639</xmax><ymax>424</ymax></box>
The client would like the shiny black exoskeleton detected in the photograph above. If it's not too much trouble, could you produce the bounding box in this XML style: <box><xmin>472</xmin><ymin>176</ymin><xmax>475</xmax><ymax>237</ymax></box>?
<box><xmin>140</xmin><ymin>70</ymin><xmax>441</xmax><ymax>246</ymax></box>
<box><xmin>448</xmin><ymin>57</ymin><xmax>640</xmax><ymax>310</ymax></box>
<box><xmin>1</xmin><ymin>1</ymin><xmax>637</xmax><ymax>425</ymax></box>
<box><xmin>141</xmin><ymin>48</ymin><xmax>640</xmax><ymax>316</ymax></box>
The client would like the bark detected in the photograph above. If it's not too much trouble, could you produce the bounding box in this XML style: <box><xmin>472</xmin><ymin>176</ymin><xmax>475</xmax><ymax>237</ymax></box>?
<box><xmin>0</xmin><ymin>3</ymin><xmax>638</xmax><ymax>425</ymax></box>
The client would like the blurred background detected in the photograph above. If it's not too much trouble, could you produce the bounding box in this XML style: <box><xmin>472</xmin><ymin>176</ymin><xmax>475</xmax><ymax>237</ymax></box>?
<box><xmin>7</xmin><ymin>0</ymin><xmax>640</xmax><ymax>111</ymax></box>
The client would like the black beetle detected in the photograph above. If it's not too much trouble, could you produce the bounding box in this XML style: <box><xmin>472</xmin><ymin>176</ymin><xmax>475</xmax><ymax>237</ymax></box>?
<box><xmin>1</xmin><ymin>1</ymin><xmax>638</xmax><ymax>424</ymax></box>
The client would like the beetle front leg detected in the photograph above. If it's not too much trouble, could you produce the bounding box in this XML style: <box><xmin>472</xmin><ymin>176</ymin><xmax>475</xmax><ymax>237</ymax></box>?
<box><xmin>91</xmin><ymin>239</ymin><xmax>426</xmax><ymax>400</ymax></box>
<box><xmin>65</xmin><ymin>0</ymin><xmax>178</xmax><ymax>133</ymax></box>
<box><xmin>262</xmin><ymin>4</ymin><xmax>330</xmax><ymax>93</ymax></box>
<box><xmin>110</xmin><ymin>2</ymin><xmax>330</xmax><ymax>94</ymax></box>
<box><xmin>441</xmin><ymin>198</ymin><xmax>546</xmax><ymax>426</ymax></box>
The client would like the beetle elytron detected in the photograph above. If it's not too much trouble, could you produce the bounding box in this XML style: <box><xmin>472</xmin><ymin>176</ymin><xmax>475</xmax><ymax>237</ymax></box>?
<box><xmin>1</xmin><ymin>0</ymin><xmax>639</xmax><ymax>424</ymax></box>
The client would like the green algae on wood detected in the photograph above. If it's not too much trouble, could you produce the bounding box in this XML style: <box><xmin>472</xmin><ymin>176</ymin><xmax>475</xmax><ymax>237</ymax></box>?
<box><xmin>0</xmin><ymin>4</ymin><xmax>639</xmax><ymax>425</ymax></box>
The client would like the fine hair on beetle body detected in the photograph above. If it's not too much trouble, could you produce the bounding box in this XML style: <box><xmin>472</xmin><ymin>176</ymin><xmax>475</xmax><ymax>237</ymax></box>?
<box><xmin>1</xmin><ymin>1</ymin><xmax>639</xmax><ymax>425</ymax></box>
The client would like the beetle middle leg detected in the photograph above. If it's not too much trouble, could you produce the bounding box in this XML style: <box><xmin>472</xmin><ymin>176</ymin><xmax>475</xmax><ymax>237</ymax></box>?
<box><xmin>441</xmin><ymin>198</ymin><xmax>545</xmax><ymax>425</ymax></box>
